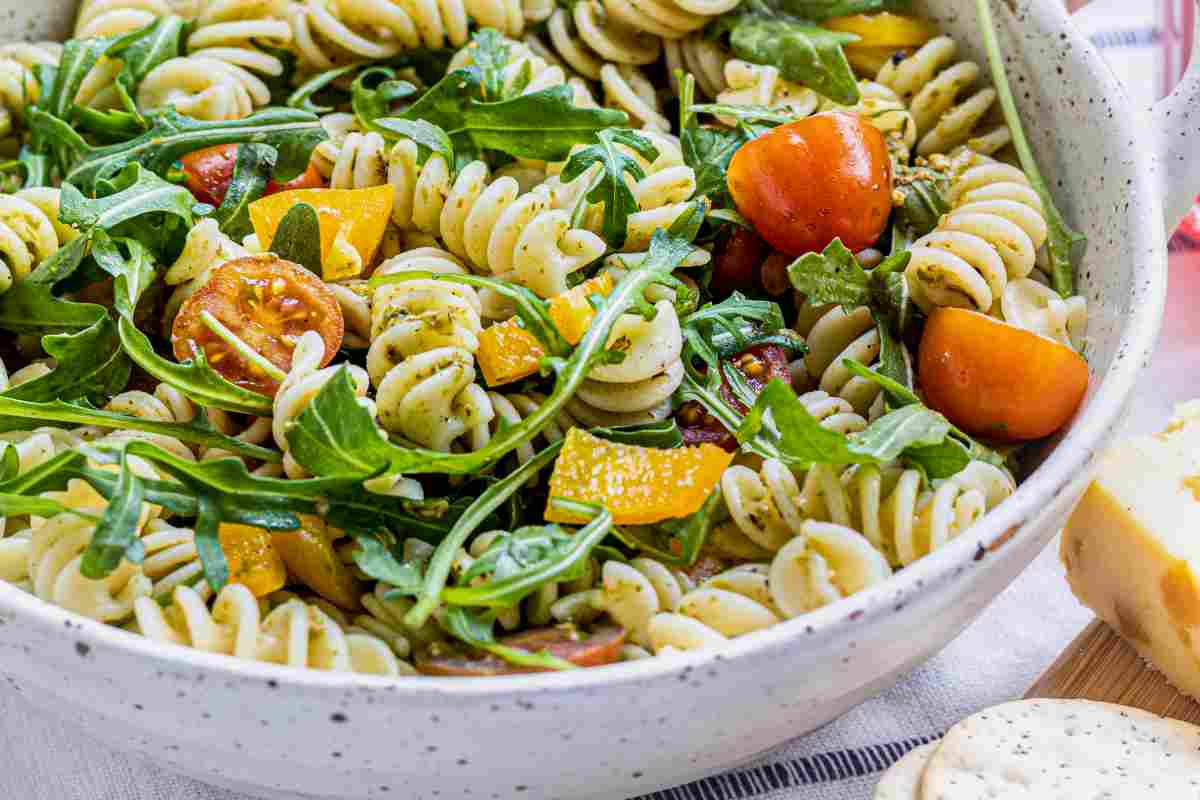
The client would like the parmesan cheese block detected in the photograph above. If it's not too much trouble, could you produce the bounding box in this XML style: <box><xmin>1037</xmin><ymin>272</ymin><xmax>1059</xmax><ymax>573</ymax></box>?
<box><xmin>1062</xmin><ymin>401</ymin><xmax>1200</xmax><ymax>700</ymax></box>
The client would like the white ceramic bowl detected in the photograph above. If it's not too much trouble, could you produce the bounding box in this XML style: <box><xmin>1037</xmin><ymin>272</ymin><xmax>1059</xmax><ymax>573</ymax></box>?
<box><xmin>0</xmin><ymin>2</ymin><xmax>1195</xmax><ymax>799</ymax></box>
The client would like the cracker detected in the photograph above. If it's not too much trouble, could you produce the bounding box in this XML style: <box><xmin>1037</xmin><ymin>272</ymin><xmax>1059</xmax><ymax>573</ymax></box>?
<box><xmin>874</xmin><ymin>742</ymin><xmax>938</xmax><ymax>800</ymax></box>
<box><xmin>921</xmin><ymin>699</ymin><xmax>1200</xmax><ymax>799</ymax></box>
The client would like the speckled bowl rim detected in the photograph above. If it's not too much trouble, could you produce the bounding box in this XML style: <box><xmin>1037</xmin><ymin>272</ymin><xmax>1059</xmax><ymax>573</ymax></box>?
<box><xmin>0</xmin><ymin>6</ymin><xmax>1169</xmax><ymax>699</ymax></box>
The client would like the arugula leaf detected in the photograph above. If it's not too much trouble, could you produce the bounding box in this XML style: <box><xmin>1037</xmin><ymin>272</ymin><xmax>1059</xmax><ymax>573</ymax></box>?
<box><xmin>846</xmin><ymin>404</ymin><xmax>951</xmax><ymax>463</ymax></box>
<box><xmin>591</xmin><ymin>418</ymin><xmax>684</xmax><ymax>449</ymax></box>
<box><xmin>107</xmin><ymin>15</ymin><xmax>187</xmax><ymax>110</ymax></box>
<box><xmin>779</xmin><ymin>0</ymin><xmax>911</xmax><ymax>18</ymax></box>
<box><xmin>974</xmin><ymin>0</ymin><xmax>1085</xmax><ymax>297</ymax></box>
<box><xmin>211</xmin><ymin>143</ymin><xmax>276</xmax><ymax>239</ymax></box>
<box><xmin>268</xmin><ymin>202</ymin><xmax>323</xmax><ymax>274</ymax></box>
<box><xmin>903</xmin><ymin>439</ymin><xmax>972</xmax><ymax>480</ymax></box>
<box><xmin>689</xmin><ymin>104</ymin><xmax>797</xmax><ymax>125</ymax></box>
<box><xmin>192</xmin><ymin>492</ymin><xmax>229</xmax><ymax>592</ymax></box>
<box><xmin>444</xmin><ymin>501</ymin><xmax>611</xmax><ymax>608</ymax></box>
<box><xmin>288</xmin><ymin>64</ymin><xmax>363</xmax><ymax>114</ymax></box>
<box><xmin>91</xmin><ymin>233</ymin><xmax>156</xmax><ymax>320</ymax></box>
<box><xmin>787</xmin><ymin>238</ymin><xmax>871</xmax><ymax>306</ymax></box>
<box><xmin>118</xmin><ymin>318</ymin><xmax>275</xmax><ymax>415</ymax></box>
<box><xmin>390</xmin><ymin>69</ymin><xmax>626</xmax><ymax>161</ymax></box>
<box><xmin>0</xmin><ymin>493</ymin><xmax>101</xmax><ymax>520</ymax></box>
<box><xmin>353</xmin><ymin>535</ymin><xmax>424</xmax><ymax>594</ymax></box>
<box><xmin>729</xmin><ymin>16</ymin><xmax>860</xmax><ymax>105</ymax></box>
<box><xmin>611</xmin><ymin>487</ymin><xmax>725</xmax><ymax>566</ymax></box>
<box><xmin>442</xmin><ymin>606</ymin><xmax>576</xmax><ymax>671</ymax></box>
<box><xmin>737</xmin><ymin>379</ymin><xmax>869</xmax><ymax>467</ymax></box>
<box><xmin>677</xmin><ymin>71</ymin><xmax>751</xmax><ymax>207</ymax></box>
<box><xmin>406</xmin><ymin>442</ymin><xmax>563</xmax><ymax>625</ymax></box>
<box><xmin>59</xmin><ymin>163</ymin><xmax>195</xmax><ymax>233</ymax></box>
<box><xmin>561</xmin><ymin>128</ymin><xmax>658</xmax><ymax>249</ymax></box>
<box><xmin>290</xmin><ymin>222</ymin><xmax>700</xmax><ymax>480</ymax></box>
<box><xmin>0</xmin><ymin>282</ymin><xmax>106</xmax><ymax>335</ymax></box>
<box><xmin>351</xmin><ymin>66</ymin><xmax>421</xmax><ymax>136</ymax></box>
<box><xmin>372</xmin><ymin>118</ymin><xmax>454</xmax><ymax>165</ymax></box>
<box><xmin>841</xmin><ymin>357</ymin><xmax>919</xmax><ymax>406</ymax></box>
<box><xmin>48</xmin><ymin>107</ymin><xmax>326</xmax><ymax>195</ymax></box>
<box><xmin>79</xmin><ymin>451</ymin><xmax>146</xmax><ymax>579</ymax></box>
<box><xmin>0</xmin><ymin>445</ymin><xmax>17</xmax><ymax>482</ymax></box>
<box><xmin>2</xmin><ymin>310</ymin><xmax>128</xmax><ymax>403</ymax></box>
<box><xmin>0</xmin><ymin>395</ymin><xmax>279</xmax><ymax>461</ymax></box>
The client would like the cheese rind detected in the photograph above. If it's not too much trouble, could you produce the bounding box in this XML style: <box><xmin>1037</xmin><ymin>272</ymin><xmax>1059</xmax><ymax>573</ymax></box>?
<box><xmin>1062</xmin><ymin>404</ymin><xmax>1200</xmax><ymax>700</ymax></box>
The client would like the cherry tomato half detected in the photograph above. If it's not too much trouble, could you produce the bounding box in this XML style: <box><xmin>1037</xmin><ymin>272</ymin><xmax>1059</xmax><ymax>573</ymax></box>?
<box><xmin>728</xmin><ymin>112</ymin><xmax>892</xmax><ymax>256</ymax></box>
<box><xmin>414</xmin><ymin>626</ymin><xmax>626</xmax><ymax>676</ymax></box>
<box><xmin>918</xmin><ymin>307</ymin><xmax>1089</xmax><ymax>441</ymax></box>
<box><xmin>172</xmin><ymin>255</ymin><xmax>344</xmax><ymax>395</ymax></box>
<box><xmin>679</xmin><ymin>344</ymin><xmax>794</xmax><ymax>449</ymax></box>
<box><xmin>181</xmin><ymin>144</ymin><xmax>326</xmax><ymax>207</ymax></box>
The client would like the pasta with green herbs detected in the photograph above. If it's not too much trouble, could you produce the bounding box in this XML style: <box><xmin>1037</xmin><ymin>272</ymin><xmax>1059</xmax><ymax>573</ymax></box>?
<box><xmin>0</xmin><ymin>0</ymin><xmax>1090</xmax><ymax>677</ymax></box>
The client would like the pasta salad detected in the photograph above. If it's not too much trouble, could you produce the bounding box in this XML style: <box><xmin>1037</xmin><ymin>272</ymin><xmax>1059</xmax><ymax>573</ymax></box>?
<box><xmin>0</xmin><ymin>0</ymin><xmax>1090</xmax><ymax>677</ymax></box>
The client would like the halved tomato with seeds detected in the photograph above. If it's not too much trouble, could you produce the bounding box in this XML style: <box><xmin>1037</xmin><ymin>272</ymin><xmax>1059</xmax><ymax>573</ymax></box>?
<box><xmin>678</xmin><ymin>344</ymin><xmax>794</xmax><ymax>449</ymax></box>
<box><xmin>171</xmin><ymin>255</ymin><xmax>343</xmax><ymax>395</ymax></box>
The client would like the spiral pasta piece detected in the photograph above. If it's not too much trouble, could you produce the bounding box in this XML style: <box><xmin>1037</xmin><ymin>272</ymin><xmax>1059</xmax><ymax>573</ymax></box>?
<box><xmin>185</xmin><ymin>0</ymin><xmax>293</xmax><ymax>112</ymax></box>
<box><xmin>1000</xmin><ymin>277</ymin><xmax>1087</xmax><ymax>350</ymax></box>
<box><xmin>137</xmin><ymin>55</ymin><xmax>256</xmax><ymax>120</ymax></box>
<box><xmin>906</xmin><ymin>158</ymin><xmax>1049</xmax><ymax>314</ymax></box>
<box><xmin>716</xmin><ymin>60</ymin><xmax>819</xmax><ymax>122</ymax></box>
<box><xmin>664</xmin><ymin>34</ymin><xmax>728</xmax><ymax>98</ymax></box>
<box><xmin>876</xmin><ymin>36</ymin><xmax>1009</xmax><ymax>157</ymax></box>
<box><xmin>601</xmin><ymin>0</ymin><xmax>738</xmax><ymax>40</ymax></box>
<box><xmin>768</xmin><ymin>520</ymin><xmax>892</xmax><ymax>618</ymax></box>
<box><xmin>567</xmin><ymin>299</ymin><xmax>685</xmax><ymax>427</ymax></box>
<box><xmin>135</xmin><ymin>583</ymin><xmax>406</xmax><ymax>674</ymax></box>
<box><xmin>796</xmin><ymin>304</ymin><xmax>887</xmax><ymax>419</ymax></box>
<box><xmin>25</xmin><ymin>511</ymin><xmax>153</xmax><ymax>622</ymax></box>
<box><xmin>368</xmin><ymin>248</ymin><xmax>493</xmax><ymax>450</ymax></box>
<box><xmin>541</xmin><ymin>2</ymin><xmax>660</xmax><ymax>82</ymax></box>
<box><xmin>619</xmin><ymin>131</ymin><xmax>699</xmax><ymax>251</ymax></box>
<box><xmin>75</xmin><ymin>0</ymin><xmax>177</xmax><ymax>38</ymax></box>
<box><xmin>0</xmin><ymin>42</ymin><xmax>61</xmax><ymax>139</ymax></box>
<box><xmin>0</xmin><ymin>190</ymin><xmax>69</xmax><ymax>295</ymax></box>
<box><xmin>844</xmin><ymin>460</ymin><xmax>1015</xmax><ymax>567</ymax></box>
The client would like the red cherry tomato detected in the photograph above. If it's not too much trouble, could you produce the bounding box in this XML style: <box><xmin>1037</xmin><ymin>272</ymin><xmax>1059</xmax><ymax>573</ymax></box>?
<box><xmin>679</xmin><ymin>344</ymin><xmax>794</xmax><ymax>449</ymax></box>
<box><xmin>711</xmin><ymin>227</ymin><xmax>768</xmax><ymax>294</ymax></box>
<box><xmin>919</xmin><ymin>308</ymin><xmax>1089</xmax><ymax>441</ymax></box>
<box><xmin>727</xmin><ymin>112</ymin><xmax>892</xmax><ymax>256</ymax></box>
<box><xmin>181</xmin><ymin>144</ymin><xmax>326</xmax><ymax>207</ymax></box>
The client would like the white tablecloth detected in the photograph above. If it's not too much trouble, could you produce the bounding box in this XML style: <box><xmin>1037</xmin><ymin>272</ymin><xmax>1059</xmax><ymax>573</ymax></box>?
<box><xmin>0</xmin><ymin>2</ymin><xmax>1189</xmax><ymax>798</ymax></box>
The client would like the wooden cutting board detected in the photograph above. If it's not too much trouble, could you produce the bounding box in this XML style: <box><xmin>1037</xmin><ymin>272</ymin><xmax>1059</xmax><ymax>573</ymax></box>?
<box><xmin>1024</xmin><ymin>618</ymin><xmax>1200</xmax><ymax>724</ymax></box>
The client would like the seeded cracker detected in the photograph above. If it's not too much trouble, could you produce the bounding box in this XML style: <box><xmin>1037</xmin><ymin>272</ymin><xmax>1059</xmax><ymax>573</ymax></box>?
<box><xmin>873</xmin><ymin>742</ymin><xmax>937</xmax><ymax>800</ymax></box>
<box><xmin>920</xmin><ymin>699</ymin><xmax>1200</xmax><ymax>799</ymax></box>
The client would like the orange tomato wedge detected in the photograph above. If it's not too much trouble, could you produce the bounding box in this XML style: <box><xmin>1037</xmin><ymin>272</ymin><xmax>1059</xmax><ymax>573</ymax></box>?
<box><xmin>545</xmin><ymin>429</ymin><xmax>734</xmax><ymax>526</ymax></box>
<box><xmin>249</xmin><ymin>186</ymin><xmax>394</xmax><ymax>280</ymax></box>
<box><xmin>919</xmin><ymin>308</ymin><xmax>1089</xmax><ymax>442</ymax></box>
<box><xmin>477</xmin><ymin>273</ymin><xmax>615</xmax><ymax>387</ymax></box>
<box><xmin>823</xmin><ymin>12</ymin><xmax>939</xmax><ymax>47</ymax></box>
<box><xmin>219</xmin><ymin>523</ymin><xmax>287</xmax><ymax>597</ymax></box>
<box><xmin>270</xmin><ymin>515</ymin><xmax>363</xmax><ymax>611</ymax></box>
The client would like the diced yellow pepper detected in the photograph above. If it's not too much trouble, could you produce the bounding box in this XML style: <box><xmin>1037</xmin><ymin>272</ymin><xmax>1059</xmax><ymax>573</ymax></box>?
<box><xmin>823</xmin><ymin>12</ymin><xmax>939</xmax><ymax>48</ymax></box>
<box><xmin>477</xmin><ymin>273</ymin><xmax>615</xmax><ymax>387</ymax></box>
<box><xmin>248</xmin><ymin>186</ymin><xmax>394</xmax><ymax>280</ymax></box>
<box><xmin>270</xmin><ymin>514</ymin><xmax>363</xmax><ymax>611</ymax></box>
<box><xmin>219</xmin><ymin>523</ymin><xmax>288</xmax><ymax>597</ymax></box>
<box><xmin>545</xmin><ymin>429</ymin><xmax>734</xmax><ymax>526</ymax></box>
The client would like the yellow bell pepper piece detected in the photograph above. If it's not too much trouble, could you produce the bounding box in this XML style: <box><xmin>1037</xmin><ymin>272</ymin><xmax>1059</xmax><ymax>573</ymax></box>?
<box><xmin>218</xmin><ymin>523</ymin><xmax>288</xmax><ymax>597</ymax></box>
<box><xmin>248</xmin><ymin>186</ymin><xmax>394</xmax><ymax>280</ymax></box>
<box><xmin>545</xmin><ymin>429</ymin><xmax>734</xmax><ymax>526</ymax></box>
<box><xmin>823</xmin><ymin>12</ymin><xmax>939</xmax><ymax>48</ymax></box>
<box><xmin>477</xmin><ymin>273</ymin><xmax>615</xmax><ymax>387</ymax></box>
<box><xmin>270</xmin><ymin>514</ymin><xmax>363</xmax><ymax>611</ymax></box>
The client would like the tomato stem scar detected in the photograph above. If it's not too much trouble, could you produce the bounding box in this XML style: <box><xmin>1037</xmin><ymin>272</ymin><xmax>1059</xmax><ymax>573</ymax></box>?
<box><xmin>199</xmin><ymin>310</ymin><xmax>289</xmax><ymax>384</ymax></box>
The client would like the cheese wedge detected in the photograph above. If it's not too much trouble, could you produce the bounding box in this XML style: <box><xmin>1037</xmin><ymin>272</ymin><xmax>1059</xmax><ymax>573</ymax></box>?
<box><xmin>1062</xmin><ymin>401</ymin><xmax>1200</xmax><ymax>700</ymax></box>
